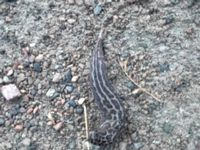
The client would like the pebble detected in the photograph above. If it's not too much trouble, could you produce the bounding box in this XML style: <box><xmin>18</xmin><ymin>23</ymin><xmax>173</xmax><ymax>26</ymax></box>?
<box><xmin>159</xmin><ymin>62</ymin><xmax>170</xmax><ymax>72</ymax></box>
<box><xmin>17</xmin><ymin>73</ymin><xmax>25</xmax><ymax>83</ymax></box>
<box><xmin>52</xmin><ymin>73</ymin><xmax>62</xmax><ymax>83</ymax></box>
<box><xmin>162</xmin><ymin>122</ymin><xmax>174</xmax><ymax>134</ymax></box>
<box><xmin>94</xmin><ymin>4</ymin><xmax>102</xmax><ymax>15</ymax></box>
<box><xmin>66</xmin><ymin>99</ymin><xmax>77</xmax><ymax>108</ymax></box>
<box><xmin>63</xmin><ymin>69</ymin><xmax>72</xmax><ymax>83</ymax></box>
<box><xmin>65</xmin><ymin>85</ymin><xmax>74</xmax><ymax>93</ymax></box>
<box><xmin>75</xmin><ymin>106</ymin><xmax>84</xmax><ymax>115</ymax></box>
<box><xmin>46</xmin><ymin>88</ymin><xmax>56</xmax><ymax>97</ymax></box>
<box><xmin>53</xmin><ymin>122</ymin><xmax>63</xmax><ymax>131</ymax></box>
<box><xmin>35</xmin><ymin>54</ymin><xmax>44</xmax><ymax>62</ymax></box>
<box><xmin>0</xmin><ymin>117</ymin><xmax>5</xmax><ymax>126</ymax></box>
<box><xmin>134</xmin><ymin>142</ymin><xmax>144</xmax><ymax>150</ymax></box>
<box><xmin>27</xmin><ymin>107</ymin><xmax>33</xmax><ymax>114</ymax></box>
<box><xmin>119</xmin><ymin>142</ymin><xmax>128</xmax><ymax>150</ymax></box>
<box><xmin>15</xmin><ymin>124</ymin><xmax>23</xmax><ymax>132</ymax></box>
<box><xmin>21</xmin><ymin>138</ymin><xmax>31</xmax><ymax>146</ymax></box>
<box><xmin>3</xmin><ymin>76</ymin><xmax>10</xmax><ymax>83</ymax></box>
<box><xmin>10</xmin><ymin>106</ymin><xmax>19</xmax><ymax>116</ymax></box>
<box><xmin>1</xmin><ymin>84</ymin><xmax>21</xmax><ymax>101</ymax></box>
<box><xmin>77</xmin><ymin>97</ymin><xmax>86</xmax><ymax>105</ymax></box>
<box><xmin>7</xmin><ymin>69</ymin><xmax>14</xmax><ymax>76</ymax></box>
<box><xmin>68</xmin><ymin>139</ymin><xmax>76</xmax><ymax>149</ymax></box>
<box><xmin>71</xmin><ymin>75</ymin><xmax>79</xmax><ymax>82</ymax></box>
<box><xmin>33</xmin><ymin>63</ymin><xmax>42</xmax><ymax>73</ymax></box>
<box><xmin>127</xmin><ymin>82</ymin><xmax>136</xmax><ymax>90</ymax></box>
<box><xmin>33</xmin><ymin>106</ymin><xmax>39</xmax><ymax>114</ymax></box>
<box><xmin>163</xmin><ymin>15</ymin><xmax>174</xmax><ymax>25</ymax></box>
<box><xmin>67</xmin><ymin>18</ymin><xmax>76</xmax><ymax>24</ymax></box>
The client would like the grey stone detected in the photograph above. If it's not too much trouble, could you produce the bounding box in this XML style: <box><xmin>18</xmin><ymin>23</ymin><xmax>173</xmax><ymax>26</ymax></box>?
<box><xmin>33</xmin><ymin>63</ymin><xmax>42</xmax><ymax>73</ymax></box>
<box><xmin>0</xmin><ymin>117</ymin><xmax>5</xmax><ymax>126</ymax></box>
<box><xmin>3</xmin><ymin>76</ymin><xmax>10</xmax><ymax>83</ymax></box>
<box><xmin>162</xmin><ymin>122</ymin><xmax>174</xmax><ymax>134</ymax></box>
<box><xmin>65</xmin><ymin>85</ymin><xmax>74</xmax><ymax>93</ymax></box>
<box><xmin>17</xmin><ymin>73</ymin><xmax>25</xmax><ymax>83</ymax></box>
<box><xmin>94</xmin><ymin>4</ymin><xmax>103</xmax><ymax>15</ymax></box>
<box><xmin>127</xmin><ymin>82</ymin><xmax>136</xmax><ymax>90</ymax></box>
<box><xmin>22</xmin><ymin>138</ymin><xmax>31</xmax><ymax>146</ymax></box>
<box><xmin>134</xmin><ymin>142</ymin><xmax>144</xmax><ymax>150</ymax></box>
<box><xmin>63</xmin><ymin>69</ymin><xmax>72</xmax><ymax>83</ymax></box>
<box><xmin>46</xmin><ymin>88</ymin><xmax>56</xmax><ymax>97</ymax></box>
<box><xmin>66</xmin><ymin>99</ymin><xmax>77</xmax><ymax>108</ymax></box>
<box><xmin>75</xmin><ymin>106</ymin><xmax>84</xmax><ymax>115</ymax></box>
<box><xmin>52</xmin><ymin>73</ymin><xmax>62</xmax><ymax>83</ymax></box>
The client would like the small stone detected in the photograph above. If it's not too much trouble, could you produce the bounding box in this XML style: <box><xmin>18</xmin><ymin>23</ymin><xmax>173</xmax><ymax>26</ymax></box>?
<box><xmin>75</xmin><ymin>0</ymin><xmax>83</xmax><ymax>5</ymax></box>
<box><xmin>132</xmin><ymin>88</ymin><xmax>143</xmax><ymax>95</ymax></box>
<box><xmin>162</xmin><ymin>122</ymin><xmax>174</xmax><ymax>134</ymax></box>
<box><xmin>119</xmin><ymin>142</ymin><xmax>128</xmax><ymax>150</ymax></box>
<box><xmin>46</xmin><ymin>88</ymin><xmax>56</xmax><ymax>97</ymax></box>
<box><xmin>127</xmin><ymin>82</ymin><xmax>136</xmax><ymax>90</ymax></box>
<box><xmin>65</xmin><ymin>85</ymin><xmax>74</xmax><ymax>93</ymax></box>
<box><xmin>159</xmin><ymin>62</ymin><xmax>170</xmax><ymax>72</ymax></box>
<box><xmin>68</xmin><ymin>18</ymin><xmax>76</xmax><ymax>24</ymax></box>
<box><xmin>68</xmin><ymin>0</ymin><xmax>74</xmax><ymax>4</ymax></box>
<box><xmin>21</xmin><ymin>138</ymin><xmax>31</xmax><ymax>146</ymax></box>
<box><xmin>0</xmin><ymin>117</ymin><xmax>5</xmax><ymax>126</ymax></box>
<box><xmin>94</xmin><ymin>4</ymin><xmax>102</xmax><ymax>15</ymax></box>
<box><xmin>66</xmin><ymin>99</ymin><xmax>77</xmax><ymax>108</ymax></box>
<box><xmin>19</xmin><ymin>107</ymin><xmax>26</xmax><ymax>113</ymax></box>
<box><xmin>3</xmin><ymin>76</ymin><xmax>10</xmax><ymax>83</ymax></box>
<box><xmin>163</xmin><ymin>15</ymin><xmax>174</xmax><ymax>25</ymax></box>
<box><xmin>53</xmin><ymin>122</ymin><xmax>63</xmax><ymax>131</ymax></box>
<box><xmin>33</xmin><ymin>63</ymin><xmax>42</xmax><ymax>73</ymax></box>
<box><xmin>52</xmin><ymin>73</ymin><xmax>62</xmax><ymax>83</ymax></box>
<box><xmin>35</xmin><ymin>54</ymin><xmax>44</xmax><ymax>62</ymax></box>
<box><xmin>134</xmin><ymin>142</ymin><xmax>144</xmax><ymax>150</ymax></box>
<box><xmin>47</xmin><ymin>121</ymin><xmax>53</xmax><ymax>126</ymax></box>
<box><xmin>27</xmin><ymin>107</ymin><xmax>33</xmax><ymax>114</ymax></box>
<box><xmin>29</xmin><ymin>55</ymin><xmax>35</xmax><ymax>63</ymax></box>
<box><xmin>15</xmin><ymin>124</ymin><xmax>23</xmax><ymax>132</ymax></box>
<box><xmin>68</xmin><ymin>139</ymin><xmax>76</xmax><ymax>149</ymax></box>
<box><xmin>1</xmin><ymin>84</ymin><xmax>21</xmax><ymax>101</ymax></box>
<box><xmin>77</xmin><ymin>97</ymin><xmax>86</xmax><ymax>105</ymax></box>
<box><xmin>71</xmin><ymin>75</ymin><xmax>79</xmax><ymax>82</ymax></box>
<box><xmin>17</xmin><ymin>73</ymin><xmax>25</xmax><ymax>83</ymax></box>
<box><xmin>75</xmin><ymin>106</ymin><xmax>84</xmax><ymax>115</ymax></box>
<box><xmin>33</xmin><ymin>106</ymin><xmax>39</xmax><ymax>114</ymax></box>
<box><xmin>10</xmin><ymin>106</ymin><xmax>19</xmax><ymax>116</ymax></box>
<box><xmin>47</xmin><ymin>112</ymin><xmax>55</xmax><ymax>122</ymax></box>
<box><xmin>113</xmin><ymin>15</ymin><xmax>118</xmax><ymax>23</ymax></box>
<box><xmin>7</xmin><ymin>69</ymin><xmax>14</xmax><ymax>76</ymax></box>
<box><xmin>63</xmin><ymin>69</ymin><xmax>72</xmax><ymax>83</ymax></box>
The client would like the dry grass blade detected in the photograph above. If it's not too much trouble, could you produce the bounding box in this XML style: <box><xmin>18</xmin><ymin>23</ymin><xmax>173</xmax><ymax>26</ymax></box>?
<box><xmin>83</xmin><ymin>104</ymin><xmax>90</xmax><ymax>150</ymax></box>
<box><xmin>118</xmin><ymin>59</ymin><xmax>163</xmax><ymax>103</ymax></box>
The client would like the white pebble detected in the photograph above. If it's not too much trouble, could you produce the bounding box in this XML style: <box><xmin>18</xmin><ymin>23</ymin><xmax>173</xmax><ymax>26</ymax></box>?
<box><xmin>77</xmin><ymin>98</ymin><xmax>86</xmax><ymax>105</ymax></box>
<box><xmin>52</xmin><ymin>73</ymin><xmax>62</xmax><ymax>83</ymax></box>
<box><xmin>1</xmin><ymin>84</ymin><xmax>21</xmax><ymax>101</ymax></box>
<box><xmin>71</xmin><ymin>75</ymin><xmax>79</xmax><ymax>82</ymax></box>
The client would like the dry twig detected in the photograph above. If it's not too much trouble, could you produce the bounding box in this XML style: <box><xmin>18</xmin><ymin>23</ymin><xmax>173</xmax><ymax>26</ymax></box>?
<box><xmin>118</xmin><ymin>59</ymin><xmax>162</xmax><ymax>102</ymax></box>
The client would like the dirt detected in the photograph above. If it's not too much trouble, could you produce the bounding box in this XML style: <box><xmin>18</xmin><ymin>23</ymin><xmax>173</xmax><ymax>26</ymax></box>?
<box><xmin>0</xmin><ymin>0</ymin><xmax>200</xmax><ymax>150</ymax></box>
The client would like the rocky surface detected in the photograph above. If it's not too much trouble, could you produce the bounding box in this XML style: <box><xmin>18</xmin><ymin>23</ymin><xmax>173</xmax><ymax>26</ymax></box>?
<box><xmin>0</xmin><ymin>0</ymin><xmax>200</xmax><ymax>150</ymax></box>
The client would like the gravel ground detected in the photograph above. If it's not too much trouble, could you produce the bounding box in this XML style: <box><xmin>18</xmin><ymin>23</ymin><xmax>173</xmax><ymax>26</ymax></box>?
<box><xmin>0</xmin><ymin>0</ymin><xmax>200</xmax><ymax>150</ymax></box>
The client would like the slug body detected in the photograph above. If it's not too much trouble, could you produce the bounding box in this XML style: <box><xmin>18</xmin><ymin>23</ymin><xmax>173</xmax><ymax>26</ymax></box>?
<box><xmin>89</xmin><ymin>29</ymin><xmax>125</xmax><ymax>145</ymax></box>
